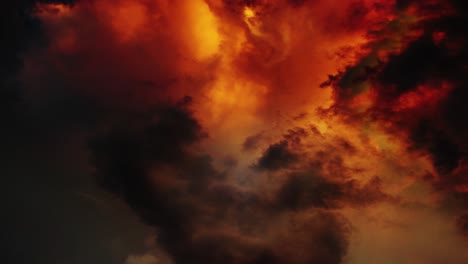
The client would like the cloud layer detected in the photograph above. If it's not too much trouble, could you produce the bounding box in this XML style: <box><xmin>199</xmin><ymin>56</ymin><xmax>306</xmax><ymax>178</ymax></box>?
<box><xmin>5</xmin><ymin>0</ymin><xmax>468</xmax><ymax>263</ymax></box>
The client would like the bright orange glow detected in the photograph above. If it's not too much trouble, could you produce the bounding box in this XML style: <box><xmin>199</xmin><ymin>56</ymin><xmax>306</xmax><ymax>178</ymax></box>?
<box><xmin>184</xmin><ymin>0</ymin><xmax>221</xmax><ymax>59</ymax></box>
<box><xmin>244</xmin><ymin>6</ymin><xmax>255</xmax><ymax>19</ymax></box>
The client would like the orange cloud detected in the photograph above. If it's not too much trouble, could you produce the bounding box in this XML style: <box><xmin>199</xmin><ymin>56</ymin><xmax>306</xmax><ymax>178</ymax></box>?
<box><xmin>26</xmin><ymin>0</ymin><xmax>468</xmax><ymax>263</ymax></box>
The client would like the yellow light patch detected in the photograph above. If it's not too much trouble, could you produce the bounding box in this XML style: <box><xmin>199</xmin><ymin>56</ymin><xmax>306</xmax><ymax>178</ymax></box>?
<box><xmin>244</xmin><ymin>6</ymin><xmax>255</xmax><ymax>19</ymax></box>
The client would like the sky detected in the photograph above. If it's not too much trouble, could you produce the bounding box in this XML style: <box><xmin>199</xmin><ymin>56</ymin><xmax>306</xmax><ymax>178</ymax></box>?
<box><xmin>2</xmin><ymin>0</ymin><xmax>468</xmax><ymax>263</ymax></box>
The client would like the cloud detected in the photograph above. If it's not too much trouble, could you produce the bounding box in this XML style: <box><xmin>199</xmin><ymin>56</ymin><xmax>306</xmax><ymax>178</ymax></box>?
<box><xmin>10</xmin><ymin>0</ymin><xmax>468</xmax><ymax>263</ymax></box>
<box><xmin>254</xmin><ymin>140</ymin><xmax>299</xmax><ymax>171</ymax></box>
<box><xmin>89</xmin><ymin>101</ymin><xmax>353</xmax><ymax>263</ymax></box>
<box><xmin>125</xmin><ymin>254</ymin><xmax>159</xmax><ymax>264</ymax></box>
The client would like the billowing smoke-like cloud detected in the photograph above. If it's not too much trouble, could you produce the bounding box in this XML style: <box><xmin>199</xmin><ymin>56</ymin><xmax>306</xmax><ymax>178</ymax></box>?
<box><xmin>6</xmin><ymin>0</ymin><xmax>468</xmax><ymax>263</ymax></box>
<box><xmin>320</xmin><ymin>0</ymin><xmax>468</xmax><ymax>253</ymax></box>
<box><xmin>89</xmin><ymin>101</ymin><xmax>358</xmax><ymax>263</ymax></box>
<box><xmin>254</xmin><ymin>140</ymin><xmax>299</xmax><ymax>171</ymax></box>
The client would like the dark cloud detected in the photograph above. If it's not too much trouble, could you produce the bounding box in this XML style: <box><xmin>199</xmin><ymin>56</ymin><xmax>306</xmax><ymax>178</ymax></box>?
<box><xmin>243</xmin><ymin>132</ymin><xmax>266</xmax><ymax>151</ymax></box>
<box><xmin>2</xmin><ymin>2</ymin><xmax>148</xmax><ymax>264</ymax></box>
<box><xmin>373</xmin><ymin>1</ymin><xmax>468</xmax><ymax>176</ymax></box>
<box><xmin>277</xmin><ymin>171</ymin><xmax>390</xmax><ymax>210</ymax></box>
<box><xmin>90</xmin><ymin>100</ymin><xmax>356</xmax><ymax>263</ymax></box>
<box><xmin>90</xmin><ymin>102</ymin><xmax>216</xmax><ymax>262</ymax></box>
<box><xmin>321</xmin><ymin>0</ymin><xmax>468</xmax><ymax>171</ymax></box>
<box><xmin>277</xmin><ymin>172</ymin><xmax>343</xmax><ymax>209</ymax></box>
<box><xmin>1</xmin><ymin>1</ymin><xmax>44</xmax><ymax>119</ymax></box>
<box><xmin>319</xmin><ymin>0</ymin><xmax>468</xmax><ymax>240</ymax></box>
<box><xmin>377</xmin><ymin>35</ymin><xmax>451</xmax><ymax>95</ymax></box>
<box><xmin>409</xmin><ymin>120</ymin><xmax>461</xmax><ymax>174</ymax></box>
<box><xmin>254</xmin><ymin>140</ymin><xmax>299</xmax><ymax>171</ymax></box>
<box><xmin>283</xmin><ymin>127</ymin><xmax>308</xmax><ymax>145</ymax></box>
